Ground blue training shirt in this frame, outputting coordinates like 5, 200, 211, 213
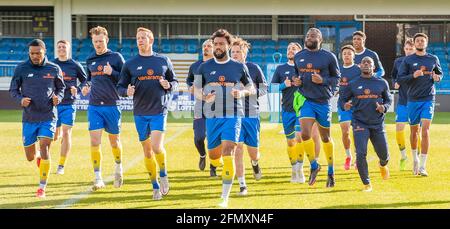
244, 62, 267, 117
9, 57, 66, 122
294, 48, 341, 104
52, 58, 87, 105
397, 53, 443, 102
339, 75, 392, 127
117, 53, 178, 116
195, 58, 253, 118
391, 56, 408, 105
86, 49, 125, 106
338, 63, 361, 104
271, 63, 299, 112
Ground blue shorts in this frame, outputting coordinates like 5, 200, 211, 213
338, 107, 352, 123
88, 105, 121, 134
238, 117, 260, 147
56, 104, 76, 127
134, 114, 167, 142
407, 101, 434, 126
206, 117, 241, 150
395, 104, 408, 123
281, 111, 300, 139
193, 117, 206, 141
22, 120, 57, 147
299, 100, 332, 128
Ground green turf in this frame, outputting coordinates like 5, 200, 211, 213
0, 112, 449, 209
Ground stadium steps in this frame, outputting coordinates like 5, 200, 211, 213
163, 53, 198, 91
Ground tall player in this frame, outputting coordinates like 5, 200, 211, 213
398, 33, 443, 176
352, 31, 385, 78
340, 56, 392, 192
81, 26, 125, 190
337, 45, 361, 170
294, 28, 340, 188
52, 40, 87, 175
194, 29, 254, 208
230, 37, 267, 195
9, 39, 65, 197
186, 39, 215, 173
118, 27, 177, 200
271, 42, 321, 183
391, 38, 416, 171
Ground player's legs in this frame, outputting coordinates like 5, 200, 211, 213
220, 140, 237, 207
340, 121, 352, 170
108, 133, 123, 188
243, 118, 262, 181
150, 130, 169, 195
317, 124, 335, 188
35, 120, 55, 198
369, 126, 390, 180
56, 125, 72, 174
54, 127, 61, 141
89, 129, 105, 190
37, 137, 52, 197
141, 139, 161, 200
407, 101, 423, 175
353, 124, 371, 189
418, 119, 431, 176
300, 117, 321, 185
312, 123, 321, 159
206, 118, 224, 177
395, 104, 409, 170
23, 122, 40, 163
282, 111, 304, 183
193, 118, 207, 170
218, 118, 241, 208
234, 142, 247, 195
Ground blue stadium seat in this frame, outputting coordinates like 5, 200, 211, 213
264, 40, 277, 49
264, 47, 276, 55
186, 39, 198, 53
252, 40, 264, 49
278, 40, 289, 49
161, 39, 173, 53
174, 39, 186, 53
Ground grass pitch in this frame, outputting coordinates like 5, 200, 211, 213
0, 110, 449, 209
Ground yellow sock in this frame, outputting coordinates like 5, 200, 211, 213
39, 159, 50, 189
287, 145, 298, 165
91, 146, 101, 172
112, 146, 122, 164
58, 156, 66, 167
144, 156, 158, 188
303, 138, 315, 163
295, 141, 305, 163
210, 157, 223, 167
222, 156, 235, 184
155, 149, 167, 177
396, 130, 406, 151
323, 140, 334, 166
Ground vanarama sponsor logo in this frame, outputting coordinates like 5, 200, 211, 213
298, 63, 321, 73
138, 69, 162, 81
43, 73, 55, 79
356, 88, 379, 99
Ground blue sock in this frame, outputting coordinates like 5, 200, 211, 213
159, 170, 167, 178
311, 160, 318, 170
328, 165, 334, 175
152, 181, 160, 190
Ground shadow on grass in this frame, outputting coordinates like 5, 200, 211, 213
320, 200, 450, 209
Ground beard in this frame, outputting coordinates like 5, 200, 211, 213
305, 40, 319, 50
213, 50, 227, 59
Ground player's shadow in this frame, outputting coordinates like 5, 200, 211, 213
320, 200, 450, 209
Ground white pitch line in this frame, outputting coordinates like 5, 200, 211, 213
55, 127, 188, 209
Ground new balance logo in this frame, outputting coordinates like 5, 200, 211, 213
413, 63, 418, 66
137, 66, 143, 70
300, 59, 305, 62
27, 73, 33, 77
285, 71, 290, 74
358, 86, 363, 89
91, 62, 96, 65
210, 71, 216, 75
